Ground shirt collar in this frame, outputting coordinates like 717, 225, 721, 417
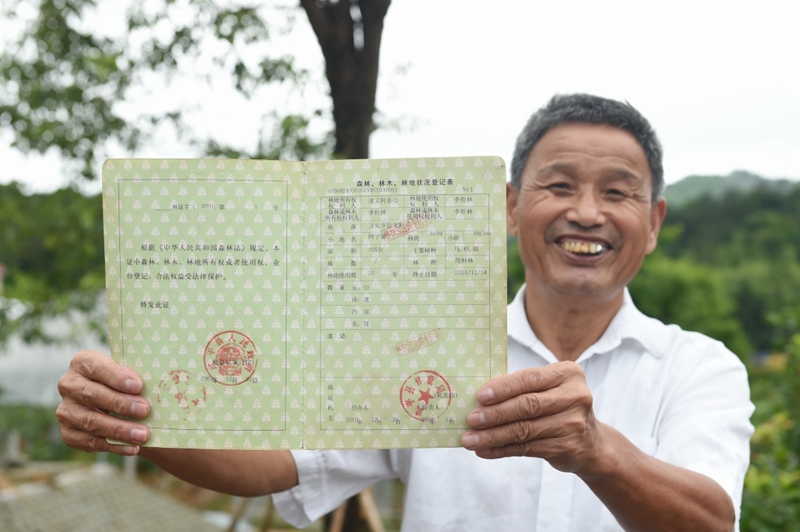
507, 285, 668, 363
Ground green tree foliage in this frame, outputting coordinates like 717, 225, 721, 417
0, 0, 391, 183
0, 404, 90, 461
661, 185, 800, 265
0, 182, 105, 343
628, 252, 752, 358
1, 0, 140, 180
660, 184, 800, 352
663, 170, 797, 209
506, 237, 524, 302
741, 320, 800, 531
721, 260, 800, 354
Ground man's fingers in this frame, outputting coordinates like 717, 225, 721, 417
464, 362, 602, 473
473, 440, 552, 460
56, 351, 150, 456
57, 402, 150, 446
68, 350, 143, 395
58, 374, 150, 419
462, 415, 571, 451
467, 385, 584, 428
61, 426, 141, 456
86, 379, 148, 418
475, 361, 583, 405
58, 353, 149, 419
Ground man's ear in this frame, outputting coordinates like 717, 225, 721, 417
506, 183, 520, 237
646, 198, 667, 254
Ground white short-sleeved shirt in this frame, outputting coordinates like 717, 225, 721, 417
273, 286, 755, 531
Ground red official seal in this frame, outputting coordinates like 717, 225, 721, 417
156, 370, 207, 419
381, 216, 431, 242
394, 328, 442, 355
400, 370, 453, 421
204, 330, 257, 386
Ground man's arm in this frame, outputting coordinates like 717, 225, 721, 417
460, 362, 735, 532
56, 350, 298, 497
139, 448, 297, 497
578, 424, 734, 532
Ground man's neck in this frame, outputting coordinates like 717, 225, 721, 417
523, 280, 625, 362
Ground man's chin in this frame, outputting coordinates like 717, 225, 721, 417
545, 277, 622, 300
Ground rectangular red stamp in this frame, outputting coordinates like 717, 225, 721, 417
394, 328, 443, 355
381, 216, 432, 242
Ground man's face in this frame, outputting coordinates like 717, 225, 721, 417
507, 123, 667, 301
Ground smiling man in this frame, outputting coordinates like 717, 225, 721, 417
56, 94, 754, 531
457, 94, 753, 531
507, 119, 667, 360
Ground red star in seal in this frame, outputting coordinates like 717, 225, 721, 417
418, 388, 434, 405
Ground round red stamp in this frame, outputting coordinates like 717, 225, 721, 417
203, 330, 258, 386
156, 370, 207, 419
400, 370, 453, 422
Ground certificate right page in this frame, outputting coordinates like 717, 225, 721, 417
305, 156, 508, 449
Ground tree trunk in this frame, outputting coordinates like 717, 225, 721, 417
301, 0, 391, 159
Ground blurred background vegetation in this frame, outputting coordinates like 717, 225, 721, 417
1, 0, 799, 530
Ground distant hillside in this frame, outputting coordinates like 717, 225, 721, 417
664, 170, 799, 208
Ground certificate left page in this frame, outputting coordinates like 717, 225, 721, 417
103, 159, 304, 449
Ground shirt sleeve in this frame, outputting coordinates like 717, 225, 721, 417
653, 338, 755, 526
272, 449, 398, 528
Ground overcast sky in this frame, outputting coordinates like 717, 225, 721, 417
2, 0, 799, 194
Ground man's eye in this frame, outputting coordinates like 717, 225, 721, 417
548, 183, 570, 190
606, 189, 626, 197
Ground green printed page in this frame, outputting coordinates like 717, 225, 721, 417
103, 157, 508, 450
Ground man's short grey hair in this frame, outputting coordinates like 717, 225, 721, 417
509, 93, 664, 203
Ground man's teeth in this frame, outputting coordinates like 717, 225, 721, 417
562, 241, 604, 255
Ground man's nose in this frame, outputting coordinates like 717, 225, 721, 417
564, 190, 606, 227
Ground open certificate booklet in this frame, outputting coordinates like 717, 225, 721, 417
102, 157, 508, 450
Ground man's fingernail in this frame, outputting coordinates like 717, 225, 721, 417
124, 379, 138, 393
477, 388, 495, 402
467, 411, 486, 427
130, 402, 146, 416
130, 428, 147, 442
121, 446, 139, 455
461, 433, 480, 449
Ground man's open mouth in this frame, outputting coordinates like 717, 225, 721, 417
559, 239, 607, 256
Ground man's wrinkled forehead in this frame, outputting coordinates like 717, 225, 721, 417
523, 123, 652, 179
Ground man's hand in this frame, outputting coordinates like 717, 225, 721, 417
55, 350, 299, 496
56, 350, 151, 456
461, 361, 737, 531
461, 361, 609, 475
